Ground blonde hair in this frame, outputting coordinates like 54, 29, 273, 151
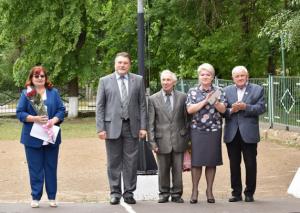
197, 63, 215, 77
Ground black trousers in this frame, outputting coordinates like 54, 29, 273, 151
226, 129, 257, 197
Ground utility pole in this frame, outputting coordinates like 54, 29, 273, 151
137, 0, 145, 79
136, 0, 158, 176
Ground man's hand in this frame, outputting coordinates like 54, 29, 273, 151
231, 101, 247, 113
139, 130, 147, 139
98, 131, 107, 140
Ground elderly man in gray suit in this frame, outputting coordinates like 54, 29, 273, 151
96, 52, 147, 205
148, 70, 189, 203
223, 66, 265, 203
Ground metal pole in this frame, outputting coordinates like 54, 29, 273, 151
280, 33, 289, 130
280, 34, 286, 77
137, 0, 145, 78
137, 0, 158, 175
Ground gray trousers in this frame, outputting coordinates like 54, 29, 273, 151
105, 121, 138, 198
157, 151, 184, 198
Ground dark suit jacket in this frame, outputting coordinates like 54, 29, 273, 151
148, 90, 189, 154
223, 83, 266, 144
16, 88, 65, 148
96, 72, 147, 139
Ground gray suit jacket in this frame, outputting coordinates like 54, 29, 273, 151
148, 90, 189, 154
223, 83, 266, 144
96, 72, 147, 139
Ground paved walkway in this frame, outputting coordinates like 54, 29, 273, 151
1, 198, 300, 213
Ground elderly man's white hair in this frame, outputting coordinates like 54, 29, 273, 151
160, 70, 177, 82
197, 63, 215, 77
232, 66, 249, 76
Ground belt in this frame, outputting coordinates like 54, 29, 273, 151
122, 118, 130, 122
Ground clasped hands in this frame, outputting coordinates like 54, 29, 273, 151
34, 115, 54, 128
231, 101, 247, 113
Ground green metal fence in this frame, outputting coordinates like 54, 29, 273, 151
1, 76, 300, 129
176, 76, 300, 129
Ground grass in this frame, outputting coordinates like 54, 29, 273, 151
0, 117, 97, 141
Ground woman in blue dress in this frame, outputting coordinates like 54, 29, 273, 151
186, 63, 226, 204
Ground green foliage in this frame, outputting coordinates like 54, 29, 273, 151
0, 0, 299, 94
0, 0, 106, 88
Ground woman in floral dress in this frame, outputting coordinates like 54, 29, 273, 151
186, 63, 226, 204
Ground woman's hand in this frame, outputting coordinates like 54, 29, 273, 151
34, 115, 48, 124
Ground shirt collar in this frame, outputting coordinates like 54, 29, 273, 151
115, 72, 129, 80
199, 84, 213, 92
162, 90, 173, 96
235, 82, 248, 90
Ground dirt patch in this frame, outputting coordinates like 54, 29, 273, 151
0, 136, 299, 202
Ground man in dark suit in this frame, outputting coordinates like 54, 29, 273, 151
148, 70, 189, 203
223, 66, 266, 202
96, 52, 147, 205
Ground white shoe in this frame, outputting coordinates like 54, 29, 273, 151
49, 200, 58, 207
31, 200, 39, 208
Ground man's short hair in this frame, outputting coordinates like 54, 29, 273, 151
115, 52, 131, 63
160, 70, 177, 82
232, 66, 248, 76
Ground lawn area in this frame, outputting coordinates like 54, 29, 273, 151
0, 117, 97, 140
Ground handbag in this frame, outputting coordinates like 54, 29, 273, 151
183, 150, 191, 172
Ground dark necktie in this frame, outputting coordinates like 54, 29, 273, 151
165, 93, 172, 112
120, 76, 129, 119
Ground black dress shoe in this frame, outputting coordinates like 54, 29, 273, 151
171, 197, 184, 203
110, 197, 120, 205
244, 195, 254, 202
228, 196, 242, 202
158, 197, 169, 203
206, 190, 215, 203
207, 198, 215, 203
190, 190, 198, 204
190, 199, 198, 204
124, 197, 136, 204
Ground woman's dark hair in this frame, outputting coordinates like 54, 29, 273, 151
25, 66, 53, 89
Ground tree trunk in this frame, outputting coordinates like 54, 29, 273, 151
267, 46, 276, 75
239, 0, 252, 66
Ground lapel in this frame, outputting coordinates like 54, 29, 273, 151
110, 73, 122, 102
128, 73, 134, 102
230, 86, 238, 103
242, 83, 251, 103
158, 90, 172, 121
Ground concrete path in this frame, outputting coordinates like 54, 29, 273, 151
1, 197, 300, 213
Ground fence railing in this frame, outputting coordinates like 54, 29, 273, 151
1, 75, 300, 129
176, 76, 300, 129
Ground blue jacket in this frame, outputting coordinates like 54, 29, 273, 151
223, 83, 266, 144
16, 88, 65, 148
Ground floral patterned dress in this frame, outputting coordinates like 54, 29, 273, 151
186, 85, 226, 166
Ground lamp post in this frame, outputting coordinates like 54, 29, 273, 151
137, 0, 157, 175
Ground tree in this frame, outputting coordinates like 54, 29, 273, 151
0, 0, 106, 92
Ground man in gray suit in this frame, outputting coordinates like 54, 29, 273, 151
223, 66, 265, 203
96, 52, 147, 205
148, 70, 189, 203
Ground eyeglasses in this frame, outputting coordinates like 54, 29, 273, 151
33, 75, 45, 79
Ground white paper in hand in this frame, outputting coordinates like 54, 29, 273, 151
30, 123, 60, 144
207, 89, 222, 105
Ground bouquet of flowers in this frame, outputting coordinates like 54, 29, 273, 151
26, 86, 54, 143
26, 86, 48, 116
